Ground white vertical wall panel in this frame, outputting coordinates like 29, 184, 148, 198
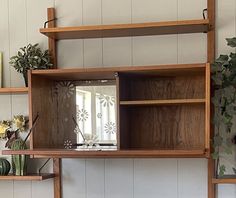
132, 0, 178, 66
0, 0, 11, 87
216, 0, 236, 56
178, 159, 208, 198
102, 0, 132, 67
83, 0, 102, 67
132, 0, 177, 22
177, 0, 207, 64
177, 0, 207, 20
86, 159, 105, 198
26, 0, 54, 49
105, 159, 133, 198
8, 0, 27, 87
32, 180, 54, 198
132, 35, 178, 65
14, 181, 31, 198
0, 181, 13, 198
11, 94, 28, 116
62, 159, 86, 198
55, 0, 84, 68
134, 159, 178, 198
218, 185, 236, 198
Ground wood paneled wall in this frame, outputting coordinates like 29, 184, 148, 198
0, 0, 235, 197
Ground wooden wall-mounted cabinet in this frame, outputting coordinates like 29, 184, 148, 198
9, 62, 210, 158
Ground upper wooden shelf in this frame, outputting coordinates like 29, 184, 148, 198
1, 149, 206, 158
120, 99, 205, 106
212, 176, 236, 184
0, 173, 55, 181
40, 19, 210, 40
0, 87, 28, 94
31, 63, 206, 80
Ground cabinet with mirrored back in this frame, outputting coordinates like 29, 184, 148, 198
7, 63, 208, 158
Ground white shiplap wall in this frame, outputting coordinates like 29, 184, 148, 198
0, 0, 235, 197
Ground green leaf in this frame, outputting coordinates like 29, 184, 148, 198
226, 37, 236, 48
213, 135, 223, 147
212, 151, 219, 160
219, 165, 226, 177
224, 146, 232, 155
212, 73, 223, 85
216, 54, 229, 63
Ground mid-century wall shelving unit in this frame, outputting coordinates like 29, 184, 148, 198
0, 1, 226, 198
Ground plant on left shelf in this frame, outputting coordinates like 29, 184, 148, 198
0, 115, 28, 175
9, 43, 53, 86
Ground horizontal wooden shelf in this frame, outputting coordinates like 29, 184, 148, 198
0, 173, 55, 181
1, 149, 207, 158
0, 87, 28, 94
212, 176, 236, 184
31, 63, 207, 80
40, 19, 210, 40
120, 99, 205, 106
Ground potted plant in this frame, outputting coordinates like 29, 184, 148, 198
9, 43, 53, 86
0, 115, 28, 175
211, 37, 236, 176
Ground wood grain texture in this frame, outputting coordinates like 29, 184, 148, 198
119, 75, 205, 100
212, 176, 236, 184
1, 149, 206, 158
120, 99, 205, 106
40, 19, 210, 39
47, 8, 57, 68
205, 63, 211, 156
29, 73, 58, 149
0, 87, 28, 94
207, 1, 216, 198
0, 174, 55, 181
31, 63, 206, 80
53, 159, 61, 198
120, 105, 205, 150
30, 73, 76, 149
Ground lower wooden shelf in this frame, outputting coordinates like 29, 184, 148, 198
120, 99, 205, 106
2, 149, 207, 158
0, 87, 28, 94
0, 173, 55, 181
212, 175, 236, 184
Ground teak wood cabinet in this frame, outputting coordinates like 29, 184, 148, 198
23, 63, 210, 158
1, 0, 217, 197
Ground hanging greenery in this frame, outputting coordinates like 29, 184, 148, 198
211, 37, 236, 176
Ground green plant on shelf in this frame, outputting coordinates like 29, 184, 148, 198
9, 43, 53, 86
211, 37, 236, 177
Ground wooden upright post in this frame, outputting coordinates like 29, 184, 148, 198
47, 7, 61, 198
53, 159, 62, 198
47, 8, 57, 68
207, 0, 215, 198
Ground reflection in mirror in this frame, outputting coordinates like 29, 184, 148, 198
74, 80, 117, 150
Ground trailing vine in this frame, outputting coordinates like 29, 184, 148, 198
211, 37, 236, 176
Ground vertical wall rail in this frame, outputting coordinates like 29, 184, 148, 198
47, 7, 61, 198
207, 0, 215, 198
53, 159, 62, 198
47, 8, 57, 68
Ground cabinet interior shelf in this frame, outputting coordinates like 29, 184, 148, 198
120, 99, 205, 106
40, 19, 210, 40
2, 149, 206, 158
212, 176, 236, 184
0, 87, 28, 94
0, 173, 55, 181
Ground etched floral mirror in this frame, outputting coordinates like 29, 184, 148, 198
55, 80, 117, 150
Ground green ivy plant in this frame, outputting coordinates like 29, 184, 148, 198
211, 37, 236, 177
9, 43, 53, 86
